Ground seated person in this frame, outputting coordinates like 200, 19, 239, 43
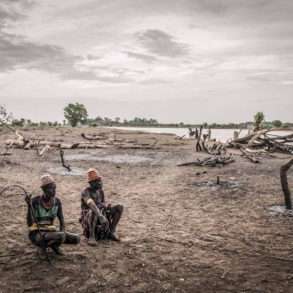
80, 168, 123, 245
26, 174, 80, 255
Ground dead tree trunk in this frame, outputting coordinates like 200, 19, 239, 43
195, 126, 203, 152
59, 148, 71, 172
280, 158, 293, 209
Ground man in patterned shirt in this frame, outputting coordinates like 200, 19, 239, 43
80, 168, 123, 245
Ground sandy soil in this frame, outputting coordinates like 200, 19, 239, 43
0, 127, 293, 293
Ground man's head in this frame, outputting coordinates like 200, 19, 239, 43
87, 168, 102, 190
40, 174, 56, 201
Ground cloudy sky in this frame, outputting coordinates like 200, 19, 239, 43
0, 0, 292, 123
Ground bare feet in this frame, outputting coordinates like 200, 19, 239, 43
108, 232, 120, 242
51, 245, 64, 255
87, 237, 97, 246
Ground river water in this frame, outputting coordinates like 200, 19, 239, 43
111, 127, 249, 142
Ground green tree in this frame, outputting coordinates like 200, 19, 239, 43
64, 103, 88, 127
272, 120, 282, 128
254, 112, 265, 131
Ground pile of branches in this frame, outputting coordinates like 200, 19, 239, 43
4, 130, 161, 155
192, 126, 226, 155
178, 155, 235, 167
227, 128, 293, 155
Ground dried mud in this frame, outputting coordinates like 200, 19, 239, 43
0, 127, 293, 293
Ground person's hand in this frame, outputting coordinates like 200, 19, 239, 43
25, 193, 32, 205
99, 215, 109, 232
98, 215, 107, 224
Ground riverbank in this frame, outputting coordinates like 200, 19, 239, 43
0, 127, 293, 293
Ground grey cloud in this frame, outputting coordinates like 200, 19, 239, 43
137, 29, 188, 58
94, 75, 134, 83
123, 50, 157, 63
0, 31, 132, 83
0, 2, 131, 84
86, 54, 102, 61
0, 32, 76, 72
139, 78, 170, 85
0, 0, 34, 24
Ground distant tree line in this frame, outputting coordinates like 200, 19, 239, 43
1, 104, 293, 130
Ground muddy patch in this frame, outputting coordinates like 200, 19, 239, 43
48, 167, 85, 176
65, 153, 153, 164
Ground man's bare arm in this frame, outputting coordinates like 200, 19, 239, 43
57, 200, 65, 231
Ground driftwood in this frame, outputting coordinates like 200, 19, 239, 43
37, 144, 51, 157
175, 135, 186, 140
195, 126, 203, 152
178, 155, 235, 167
280, 158, 293, 209
81, 133, 108, 141
5, 131, 30, 148
0, 152, 12, 156
228, 128, 293, 155
240, 148, 260, 164
193, 126, 226, 155
117, 144, 160, 150
5, 133, 160, 150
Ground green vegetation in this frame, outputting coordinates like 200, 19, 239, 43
272, 120, 282, 128
64, 103, 88, 127
1, 104, 293, 129
254, 112, 265, 131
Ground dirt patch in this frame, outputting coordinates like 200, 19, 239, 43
1, 127, 293, 292
65, 153, 153, 164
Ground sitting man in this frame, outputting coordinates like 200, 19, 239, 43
80, 168, 123, 245
26, 174, 80, 255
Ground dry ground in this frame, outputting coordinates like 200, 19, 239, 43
0, 127, 293, 293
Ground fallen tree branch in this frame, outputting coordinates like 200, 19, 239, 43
178, 155, 234, 167
81, 133, 108, 141
240, 148, 260, 163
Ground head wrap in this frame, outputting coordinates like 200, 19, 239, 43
87, 168, 101, 182
40, 174, 55, 187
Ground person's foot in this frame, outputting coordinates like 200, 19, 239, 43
37, 246, 48, 258
108, 232, 120, 242
51, 245, 64, 255
87, 237, 97, 246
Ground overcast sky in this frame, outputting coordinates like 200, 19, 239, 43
0, 0, 292, 123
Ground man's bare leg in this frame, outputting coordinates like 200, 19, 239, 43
88, 211, 98, 246
44, 232, 66, 255
108, 205, 123, 241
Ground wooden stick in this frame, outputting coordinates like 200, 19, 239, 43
59, 148, 71, 171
